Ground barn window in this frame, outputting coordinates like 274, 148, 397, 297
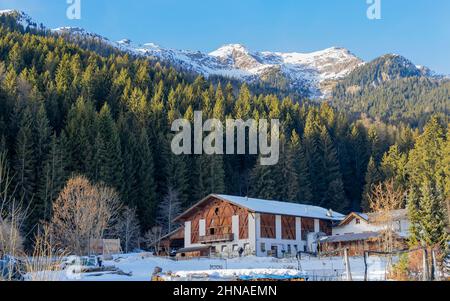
301, 218, 314, 240
281, 216, 296, 240
260, 214, 276, 239
214, 207, 220, 216
260, 243, 266, 253
356, 218, 361, 224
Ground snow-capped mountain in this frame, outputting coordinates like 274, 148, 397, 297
120, 42, 363, 97
111, 41, 362, 97
1, 9, 442, 98
0, 9, 40, 29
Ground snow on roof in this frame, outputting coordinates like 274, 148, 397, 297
214, 194, 345, 221
320, 232, 381, 243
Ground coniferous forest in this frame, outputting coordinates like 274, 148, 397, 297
0, 13, 448, 252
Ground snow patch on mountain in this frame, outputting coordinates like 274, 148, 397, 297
0, 9, 39, 29
3, 9, 444, 97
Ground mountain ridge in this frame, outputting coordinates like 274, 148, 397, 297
1, 9, 444, 99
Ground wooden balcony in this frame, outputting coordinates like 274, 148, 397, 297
198, 233, 234, 244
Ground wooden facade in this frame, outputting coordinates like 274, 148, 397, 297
320, 239, 383, 257
260, 214, 276, 238
281, 216, 296, 240
301, 218, 315, 240
174, 194, 344, 257
319, 235, 408, 257
319, 220, 332, 236
182, 196, 250, 243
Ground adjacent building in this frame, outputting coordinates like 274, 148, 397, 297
319, 210, 410, 256
173, 194, 345, 258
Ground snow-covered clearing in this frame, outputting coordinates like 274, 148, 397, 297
42, 253, 392, 281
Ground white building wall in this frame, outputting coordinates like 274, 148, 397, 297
295, 217, 306, 252
332, 217, 410, 237
199, 219, 206, 237
232, 215, 239, 241
184, 221, 192, 247
183, 213, 334, 258
332, 219, 380, 236
314, 219, 320, 233
255, 213, 262, 256
248, 213, 256, 255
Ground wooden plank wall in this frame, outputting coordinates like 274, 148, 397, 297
186, 197, 249, 242
301, 217, 315, 240
260, 214, 276, 238
281, 216, 296, 240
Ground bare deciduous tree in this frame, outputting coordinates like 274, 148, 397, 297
143, 226, 163, 254
369, 180, 405, 270
157, 187, 181, 235
114, 206, 141, 253
24, 224, 67, 281
0, 151, 26, 259
50, 176, 121, 255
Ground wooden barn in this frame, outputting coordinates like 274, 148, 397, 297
154, 227, 185, 256
173, 194, 345, 258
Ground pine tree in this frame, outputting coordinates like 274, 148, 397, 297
368, 127, 384, 163
348, 124, 370, 210
291, 131, 313, 204
37, 133, 67, 221
13, 103, 35, 206
410, 180, 449, 249
250, 157, 277, 200
95, 103, 124, 192
165, 135, 190, 207
29, 101, 52, 226
362, 157, 382, 211
276, 135, 299, 202
64, 97, 97, 176
380, 145, 408, 190
406, 117, 448, 249
134, 127, 157, 231
234, 83, 251, 119
320, 126, 347, 211
303, 110, 322, 205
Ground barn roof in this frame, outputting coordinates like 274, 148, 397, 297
320, 232, 381, 243
337, 209, 408, 227
174, 194, 345, 222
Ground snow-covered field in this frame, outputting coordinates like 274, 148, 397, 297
44, 253, 392, 281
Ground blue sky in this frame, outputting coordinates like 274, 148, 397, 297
2, 0, 450, 74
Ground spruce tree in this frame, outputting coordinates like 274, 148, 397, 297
38, 133, 67, 221
291, 131, 313, 204
250, 157, 277, 200
320, 126, 347, 211
362, 156, 382, 211
13, 103, 35, 206
95, 103, 124, 192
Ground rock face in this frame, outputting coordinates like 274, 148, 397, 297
127, 43, 364, 97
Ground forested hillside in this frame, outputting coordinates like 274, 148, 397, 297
332, 55, 450, 127
0, 14, 448, 243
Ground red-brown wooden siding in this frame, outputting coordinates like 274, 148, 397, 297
301, 217, 314, 240
281, 216, 296, 240
184, 196, 249, 242
260, 214, 276, 238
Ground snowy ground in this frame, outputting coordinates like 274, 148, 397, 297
42, 253, 392, 281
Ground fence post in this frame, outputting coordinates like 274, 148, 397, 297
344, 248, 352, 281
422, 248, 429, 281
363, 251, 368, 281
431, 249, 439, 281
